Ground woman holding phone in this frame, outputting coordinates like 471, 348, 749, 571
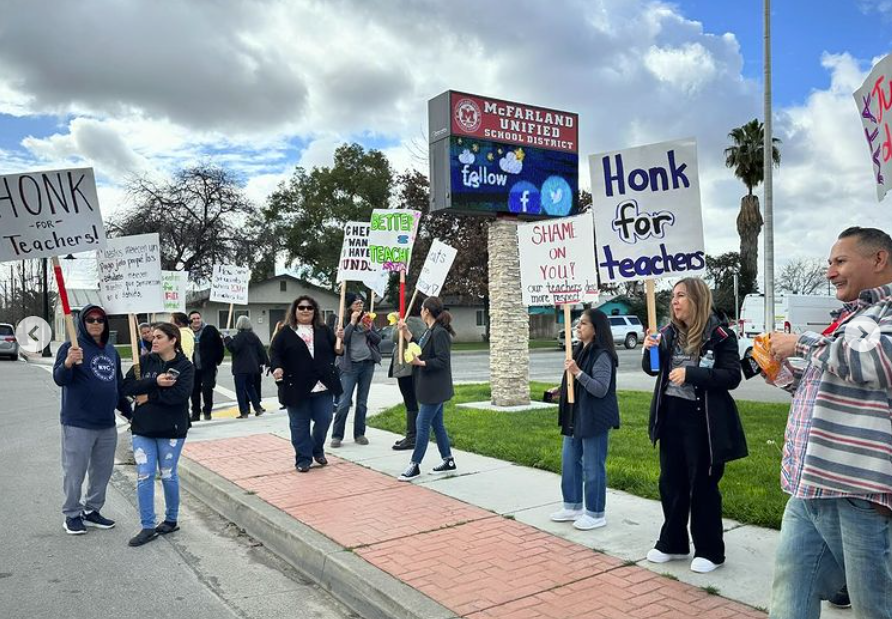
122, 323, 195, 547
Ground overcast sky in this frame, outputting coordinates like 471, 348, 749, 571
1, 0, 891, 287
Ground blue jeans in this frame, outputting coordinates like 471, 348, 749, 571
287, 392, 333, 468
234, 373, 261, 414
332, 360, 375, 440
561, 433, 609, 518
132, 435, 185, 530
770, 497, 892, 619
411, 402, 452, 465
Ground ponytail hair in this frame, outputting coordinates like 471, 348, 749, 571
153, 322, 183, 354
422, 296, 455, 336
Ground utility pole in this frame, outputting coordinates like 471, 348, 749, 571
763, 0, 775, 332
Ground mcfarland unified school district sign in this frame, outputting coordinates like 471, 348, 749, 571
428, 91, 579, 219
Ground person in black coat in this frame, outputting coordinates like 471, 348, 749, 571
122, 323, 195, 547
270, 296, 343, 473
395, 296, 457, 481
224, 315, 270, 418
188, 310, 225, 421
641, 277, 747, 574
551, 309, 620, 531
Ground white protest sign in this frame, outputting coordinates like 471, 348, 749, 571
416, 239, 457, 297
0, 167, 106, 262
589, 138, 705, 284
854, 52, 892, 202
97, 233, 164, 314
210, 264, 250, 305
363, 268, 389, 299
518, 212, 599, 306
337, 221, 376, 283
368, 209, 422, 273
162, 270, 188, 313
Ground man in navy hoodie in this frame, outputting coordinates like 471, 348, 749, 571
53, 304, 131, 535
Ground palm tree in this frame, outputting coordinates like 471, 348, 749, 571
724, 119, 781, 296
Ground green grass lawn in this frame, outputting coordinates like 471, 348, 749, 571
367, 382, 791, 529
452, 339, 557, 351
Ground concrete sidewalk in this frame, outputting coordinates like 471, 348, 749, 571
174, 385, 846, 619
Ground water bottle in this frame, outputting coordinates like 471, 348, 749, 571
700, 350, 715, 369
649, 334, 660, 372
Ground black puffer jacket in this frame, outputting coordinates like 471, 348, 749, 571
123, 352, 194, 439
642, 315, 748, 465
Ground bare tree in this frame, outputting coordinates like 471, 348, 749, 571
777, 258, 827, 295
110, 165, 262, 283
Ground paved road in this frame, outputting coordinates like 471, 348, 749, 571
212, 346, 791, 405
0, 360, 359, 619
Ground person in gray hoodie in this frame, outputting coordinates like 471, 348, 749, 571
53, 304, 131, 535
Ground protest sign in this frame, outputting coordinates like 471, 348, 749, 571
97, 233, 164, 315
368, 209, 421, 273
416, 240, 457, 297
0, 167, 106, 262
162, 270, 188, 313
589, 138, 705, 284
854, 52, 892, 201
363, 268, 389, 299
337, 221, 376, 283
518, 212, 599, 307
210, 264, 250, 305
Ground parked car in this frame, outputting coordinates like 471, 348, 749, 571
608, 315, 645, 349
379, 325, 395, 357
0, 323, 19, 360
557, 314, 644, 350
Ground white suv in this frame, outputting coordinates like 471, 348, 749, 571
557, 314, 645, 350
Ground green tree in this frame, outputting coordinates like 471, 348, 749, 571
704, 252, 749, 320
724, 119, 781, 295
264, 143, 393, 289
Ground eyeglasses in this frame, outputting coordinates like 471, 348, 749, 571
296, 306, 314, 311
84, 317, 106, 324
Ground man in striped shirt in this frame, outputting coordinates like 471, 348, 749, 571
767, 227, 892, 619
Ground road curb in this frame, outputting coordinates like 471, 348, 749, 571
179, 457, 459, 619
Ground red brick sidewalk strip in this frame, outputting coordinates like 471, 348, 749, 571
183, 434, 766, 619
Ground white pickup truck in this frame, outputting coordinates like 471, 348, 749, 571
735, 293, 843, 359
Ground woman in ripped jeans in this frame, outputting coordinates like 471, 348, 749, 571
123, 322, 195, 547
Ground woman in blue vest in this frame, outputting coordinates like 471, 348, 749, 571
550, 308, 620, 531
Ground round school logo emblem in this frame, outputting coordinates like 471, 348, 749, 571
454, 98, 482, 133
91, 354, 116, 382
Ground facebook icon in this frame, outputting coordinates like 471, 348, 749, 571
508, 181, 540, 215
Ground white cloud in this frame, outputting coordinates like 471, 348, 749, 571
644, 43, 718, 93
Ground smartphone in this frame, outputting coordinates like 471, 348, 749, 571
166, 368, 180, 381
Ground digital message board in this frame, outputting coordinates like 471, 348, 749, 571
429, 91, 579, 218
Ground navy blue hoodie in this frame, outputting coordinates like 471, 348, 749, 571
53, 304, 131, 429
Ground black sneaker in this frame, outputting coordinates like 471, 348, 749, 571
314, 455, 328, 467
254, 406, 265, 416
64, 516, 86, 535
828, 584, 851, 609
431, 458, 457, 474
83, 510, 116, 529
155, 521, 179, 535
203, 413, 211, 421
398, 462, 421, 481
190, 413, 200, 422
296, 463, 310, 473
128, 528, 159, 547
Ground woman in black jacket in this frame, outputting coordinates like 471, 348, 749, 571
224, 315, 270, 418
641, 277, 746, 574
396, 296, 457, 481
270, 296, 342, 473
122, 323, 195, 547
551, 308, 619, 531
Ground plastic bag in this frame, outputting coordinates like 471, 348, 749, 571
752, 333, 794, 387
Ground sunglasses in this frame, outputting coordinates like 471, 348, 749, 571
296, 305, 314, 311
84, 317, 106, 324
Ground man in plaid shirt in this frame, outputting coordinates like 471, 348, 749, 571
768, 227, 892, 619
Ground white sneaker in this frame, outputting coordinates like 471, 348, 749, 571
646, 548, 689, 563
550, 508, 583, 522
573, 515, 607, 530
690, 557, 722, 573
